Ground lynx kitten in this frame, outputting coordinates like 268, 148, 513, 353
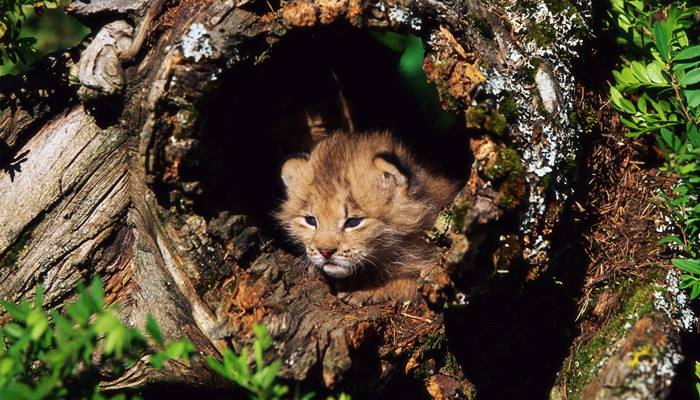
277, 131, 459, 305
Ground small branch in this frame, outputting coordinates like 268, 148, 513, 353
670, 72, 693, 123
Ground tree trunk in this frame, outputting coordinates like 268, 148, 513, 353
2, 0, 690, 398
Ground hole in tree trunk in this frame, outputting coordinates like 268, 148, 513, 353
189, 23, 470, 246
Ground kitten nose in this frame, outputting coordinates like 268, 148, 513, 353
318, 248, 336, 259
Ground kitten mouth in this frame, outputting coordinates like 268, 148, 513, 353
321, 262, 351, 278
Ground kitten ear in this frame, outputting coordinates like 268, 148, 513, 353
281, 157, 309, 188
373, 154, 408, 189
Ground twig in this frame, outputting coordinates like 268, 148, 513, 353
400, 313, 433, 324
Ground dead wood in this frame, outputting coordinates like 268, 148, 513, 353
4, 0, 680, 398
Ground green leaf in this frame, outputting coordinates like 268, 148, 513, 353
262, 360, 282, 388
145, 315, 163, 345
253, 324, 271, 351
654, 21, 670, 61
621, 67, 637, 85
27, 310, 49, 341
680, 162, 698, 175
612, 70, 626, 85
680, 68, 700, 86
165, 340, 194, 361
661, 128, 682, 152
686, 89, 700, 108
674, 59, 700, 72
69, 303, 92, 327
89, 276, 105, 310
93, 311, 121, 334
253, 339, 264, 372
206, 356, 232, 380
34, 284, 44, 310
631, 61, 649, 82
0, 386, 33, 400
300, 392, 316, 400
3, 323, 25, 340
674, 45, 700, 62
637, 95, 647, 113
103, 324, 128, 357
672, 258, 700, 275
229, 346, 250, 382
646, 61, 666, 83
650, 98, 671, 118
691, 282, 700, 299
149, 352, 166, 369
681, 277, 698, 290
659, 235, 686, 248
273, 383, 290, 397
1, 301, 28, 322
610, 86, 636, 113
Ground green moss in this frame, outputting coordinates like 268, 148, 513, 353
544, 0, 573, 15
484, 148, 525, 211
528, 20, 556, 48
562, 276, 666, 398
498, 191, 518, 211
1, 233, 30, 268
429, 210, 455, 245
423, 328, 447, 351
155, 204, 167, 224
579, 102, 597, 134
499, 91, 519, 122
413, 328, 448, 379
168, 191, 193, 212
561, 155, 579, 183
451, 199, 471, 233
488, 148, 523, 180
484, 147, 523, 182
466, 106, 507, 135
468, 14, 495, 40
530, 87, 548, 117
174, 106, 200, 140
568, 110, 578, 127
0, 215, 44, 268
465, 106, 486, 128
540, 173, 553, 190
486, 112, 507, 136
523, 60, 540, 84
493, 235, 522, 271
435, 80, 461, 111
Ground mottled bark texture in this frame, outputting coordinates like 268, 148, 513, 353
2, 0, 684, 398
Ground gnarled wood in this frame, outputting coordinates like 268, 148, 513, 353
3, 0, 689, 398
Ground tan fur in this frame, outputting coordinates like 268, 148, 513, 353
277, 131, 460, 305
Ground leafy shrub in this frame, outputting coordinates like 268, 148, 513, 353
207, 324, 350, 400
607, 0, 700, 298
207, 324, 293, 400
0, 0, 47, 66
0, 276, 194, 400
0, 0, 89, 75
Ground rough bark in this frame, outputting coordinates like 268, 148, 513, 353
3, 0, 689, 398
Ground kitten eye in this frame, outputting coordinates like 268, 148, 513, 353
304, 216, 317, 227
343, 217, 364, 229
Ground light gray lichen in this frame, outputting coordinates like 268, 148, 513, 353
181, 23, 214, 62
377, 0, 422, 30
481, 0, 591, 258
655, 269, 698, 332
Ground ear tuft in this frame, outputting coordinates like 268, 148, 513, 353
281, 157, 309, 188
372, 154, 408, 189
